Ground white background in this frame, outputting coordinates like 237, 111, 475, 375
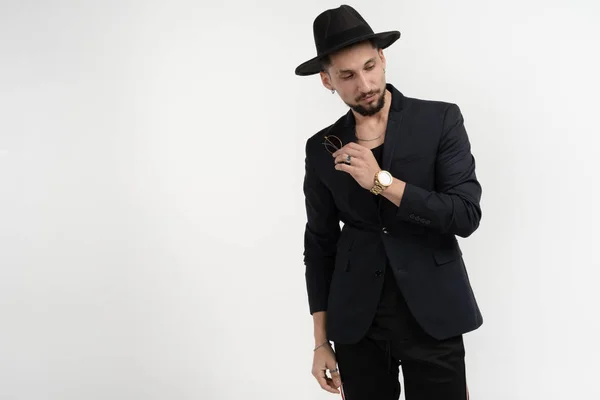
1, 0, 599, 399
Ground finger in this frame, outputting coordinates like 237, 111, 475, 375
332, 144, 364, 158
330, 369, 342, 388
334, 162, 357, 173
344, 142, 370, 155
314, 371, 339, 394
345, 141, 368, 151
333, 153, 349, 164
325, 377, 340, 393
334, 154, 362, 165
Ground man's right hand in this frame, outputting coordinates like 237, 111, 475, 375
311, 343, 342, 394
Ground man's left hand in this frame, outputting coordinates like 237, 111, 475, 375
332, 142, 380, 191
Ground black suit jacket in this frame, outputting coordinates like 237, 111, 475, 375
302, 83, 483, 344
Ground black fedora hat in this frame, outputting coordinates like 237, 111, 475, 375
295, 5, 400, 76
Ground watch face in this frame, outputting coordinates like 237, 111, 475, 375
378, 171, 393, 186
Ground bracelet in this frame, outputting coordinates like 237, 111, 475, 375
313, 340, 330, 351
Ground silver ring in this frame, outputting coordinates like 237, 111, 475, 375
329, 367, 338, 373
345, 155, 351, 164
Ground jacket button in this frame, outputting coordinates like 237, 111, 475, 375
382, 227, 388, 234
375, 270, 383, 277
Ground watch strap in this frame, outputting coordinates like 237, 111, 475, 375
370, 172, 385, 195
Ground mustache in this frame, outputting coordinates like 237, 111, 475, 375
357, 91, 379, 101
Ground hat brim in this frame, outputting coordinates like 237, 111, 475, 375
294, 30, 401, 76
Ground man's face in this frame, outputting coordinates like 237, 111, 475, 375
321, 41, 387, 116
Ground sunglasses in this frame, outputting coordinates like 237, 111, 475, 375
322, 135, 343, 154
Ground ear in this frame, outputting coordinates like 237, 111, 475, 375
320, 71, 333, 91
378, 49, 386, 70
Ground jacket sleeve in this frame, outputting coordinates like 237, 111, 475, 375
303, 141, 340, 314
395, 104, 482, 237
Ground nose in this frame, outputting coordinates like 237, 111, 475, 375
356, 72, 371, 94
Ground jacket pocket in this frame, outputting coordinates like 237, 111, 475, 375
433, 245, 462, 266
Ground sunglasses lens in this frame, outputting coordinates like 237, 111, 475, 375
323, 135, 341, 154
324, 142, 337, 154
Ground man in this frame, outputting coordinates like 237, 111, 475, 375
296, 5, 483, 400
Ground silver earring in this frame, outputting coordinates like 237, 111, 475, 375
331, 89, 335, 94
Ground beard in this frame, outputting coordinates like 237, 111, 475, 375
346, 89, 386, 116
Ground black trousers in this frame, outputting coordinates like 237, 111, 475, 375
333, 266, 468, 400
334, 333, 467, 400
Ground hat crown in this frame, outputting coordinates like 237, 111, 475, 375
294, 5, 400, 76
312, 5, 374, 53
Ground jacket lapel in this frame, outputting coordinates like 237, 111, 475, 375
381, 113, 402, 171
379, 85, 408, 212
382, 84, 407, 172
333, 107, 357, 148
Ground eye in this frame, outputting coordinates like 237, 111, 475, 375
366, 64, 375, 70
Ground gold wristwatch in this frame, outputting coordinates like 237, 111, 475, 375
370, 170, 393, 195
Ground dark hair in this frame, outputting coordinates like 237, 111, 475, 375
319, 38, 380, 72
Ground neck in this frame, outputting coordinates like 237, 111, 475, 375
353, 89, 392, 126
